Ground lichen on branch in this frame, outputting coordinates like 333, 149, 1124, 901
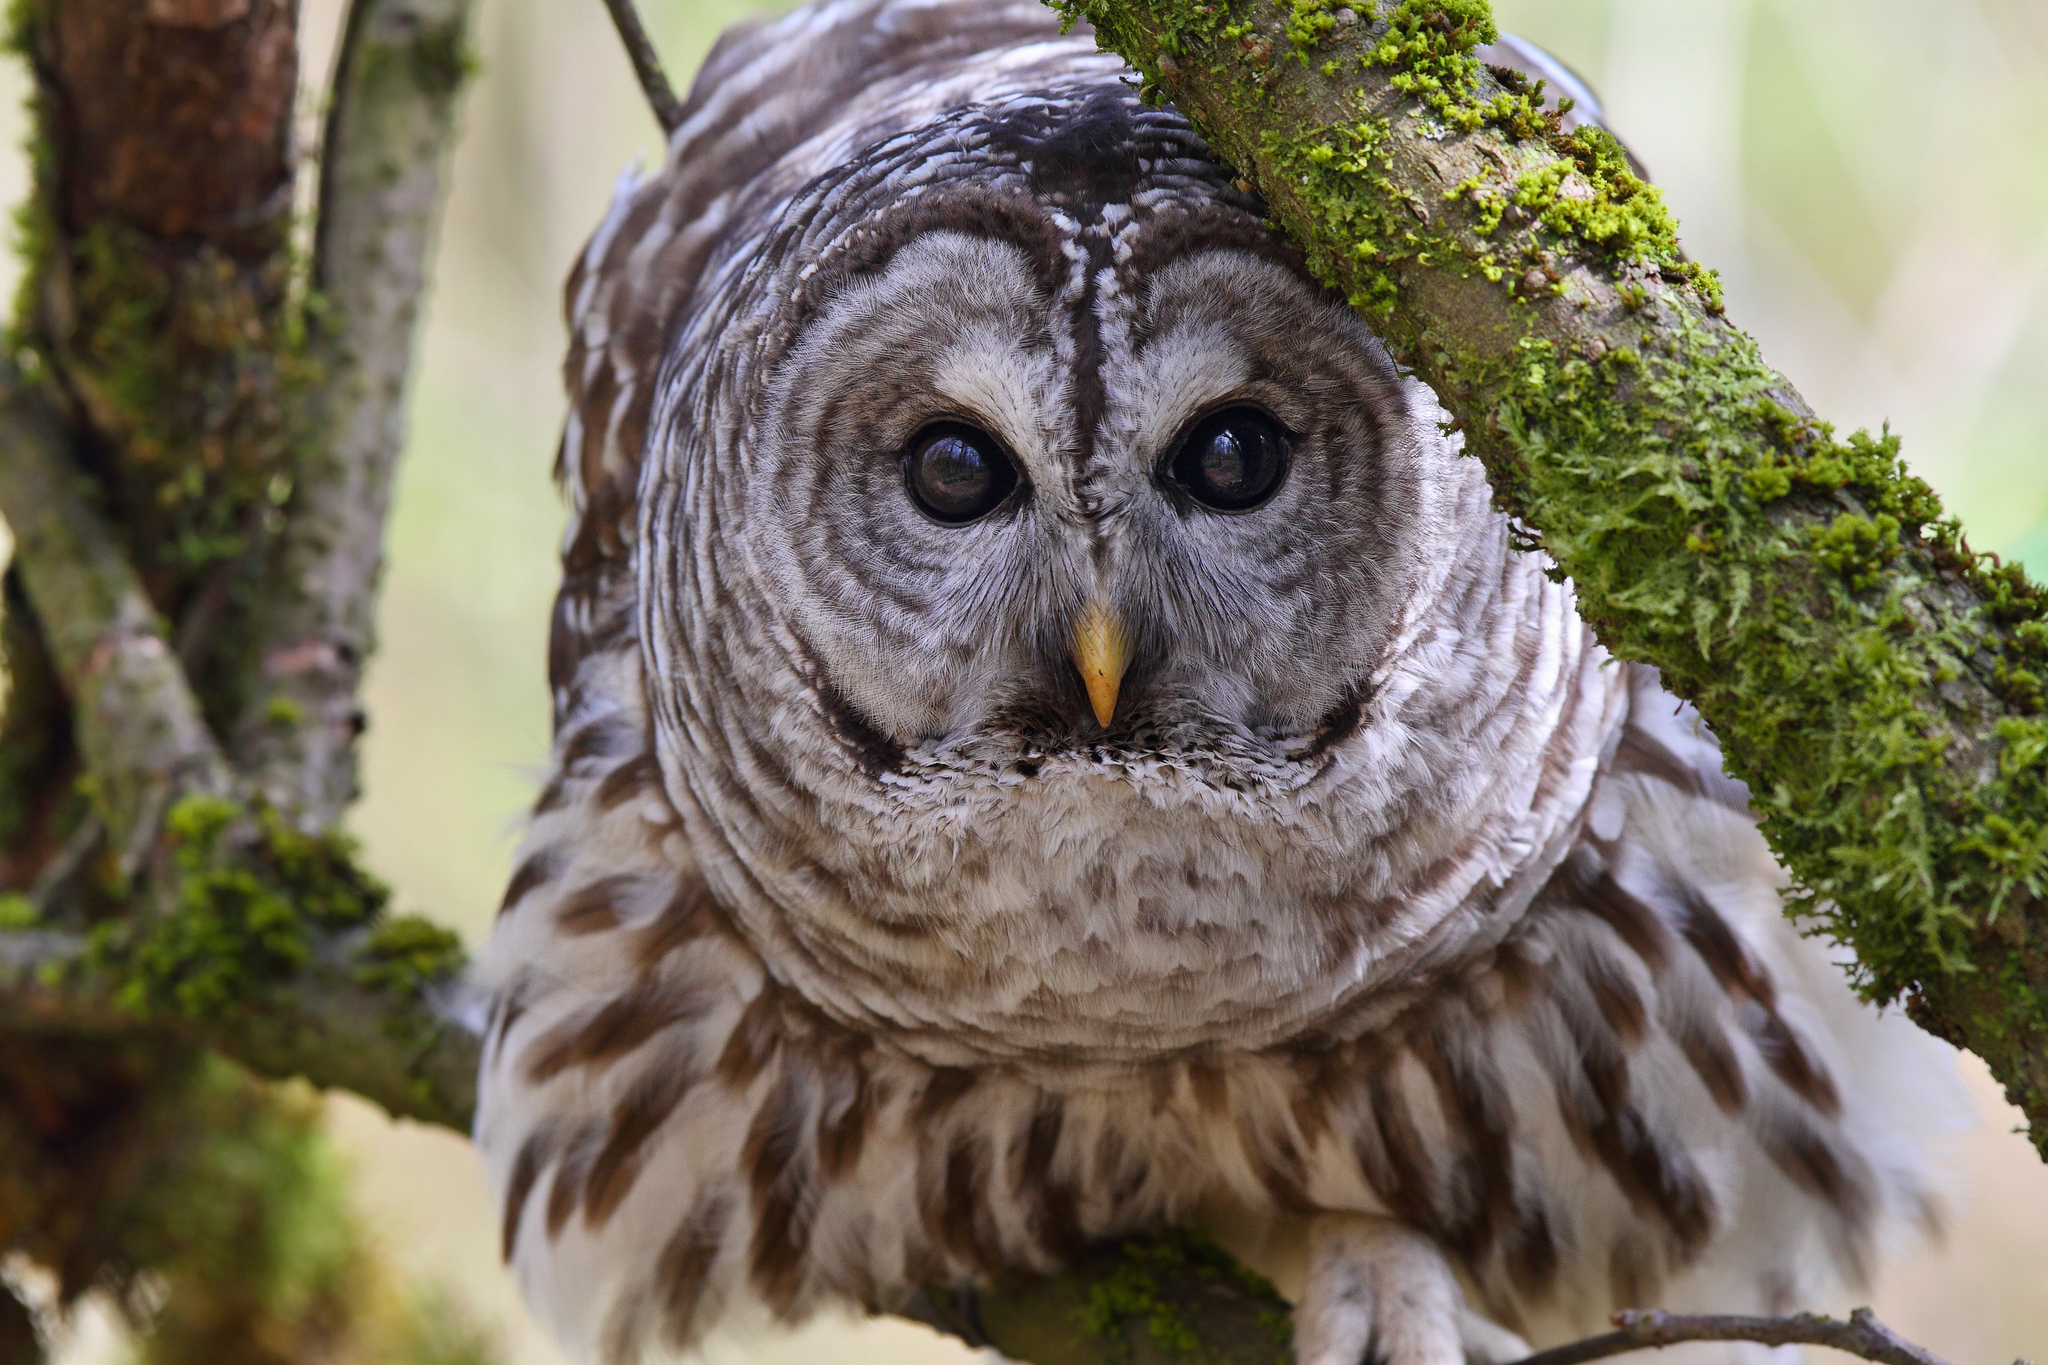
234, 0, 480, 833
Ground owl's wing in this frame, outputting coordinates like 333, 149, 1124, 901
1475, 663, 1964, 1339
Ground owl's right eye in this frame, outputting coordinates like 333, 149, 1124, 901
901, 422, 1020, 524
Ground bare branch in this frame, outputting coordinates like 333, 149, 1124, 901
599, 0, 685, 134
234, 0, 479, 831
1508, 1308, 1965, 1365
0, 366, 229, 877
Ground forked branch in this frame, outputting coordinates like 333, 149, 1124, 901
0, 0, 485, 1130
237, 0, 482, 831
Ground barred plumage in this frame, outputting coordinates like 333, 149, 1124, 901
474, 3, 1962, 1361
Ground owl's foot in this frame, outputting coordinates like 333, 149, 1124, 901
1295, 1216, 1530, 1365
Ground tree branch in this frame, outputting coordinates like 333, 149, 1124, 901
0, 0, 485, 1133
1054, 0, 2048, 1154
1509, 1307, 1987, 1365
0, 282, 479, 1129
0, 924, 478, 1130
599, 0, 684, 133
234, 0, 479, 831
0, 367, 228, 878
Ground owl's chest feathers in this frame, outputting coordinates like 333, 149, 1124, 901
676, 624, 1626, 1068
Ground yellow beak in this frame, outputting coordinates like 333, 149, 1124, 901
1071, 597, 1128, 728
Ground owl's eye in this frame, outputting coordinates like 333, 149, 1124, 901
901, 422, 1020, 524
1165, 406, 1291, 512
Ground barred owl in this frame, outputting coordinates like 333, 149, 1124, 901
473, 3, 1961, 1362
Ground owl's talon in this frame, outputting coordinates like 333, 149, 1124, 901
1296, 1217, 1504, 1365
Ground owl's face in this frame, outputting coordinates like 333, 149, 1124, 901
751, 228, 1429, 767
638, 91, 1608, 1061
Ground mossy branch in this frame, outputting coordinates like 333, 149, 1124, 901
909, 1233, 1295, 1365
0, 790, 480, 1129
0, 365, 229, 877
0, 928, 478, 1131
1049, 0, 2048, 1153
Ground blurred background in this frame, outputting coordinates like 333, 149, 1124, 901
6, 0, 2045, 1360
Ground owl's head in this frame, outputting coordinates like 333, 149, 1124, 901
631, 78, 1613, 1058
658, 91, 1467, 776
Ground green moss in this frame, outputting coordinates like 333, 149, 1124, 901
59, 221, 307, 582
354, 914, 465, 995
1474, 314, 2048, 1051
261, 806, 389, 928
1434, 123, 1706, 306
1810, 511, 1904, 592
1281, 0, 1336, 59
1129, 1, 1712, 332
1364, 0, 1494, 125
1509, 129, 1677, 264
1261, 108, 1407, 313
0, 891, 35, 928
1080, 1231, 1291, 1362
87, 794, 393, 1020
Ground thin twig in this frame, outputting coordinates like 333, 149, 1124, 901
600, 0, 685, 134
0, 364, 231, 875
1506, 1308, 1959, 1365
235, 0, 478, 832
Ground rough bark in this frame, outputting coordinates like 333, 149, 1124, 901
0, 0, 481, 1352
235, 0, 478, 830
14, 0, 303, 722
0, 920, 477, 1130
0, 372, 228, 878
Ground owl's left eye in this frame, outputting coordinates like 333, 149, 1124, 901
1164, 405, 1292, 513
901, 422, 1020, 524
